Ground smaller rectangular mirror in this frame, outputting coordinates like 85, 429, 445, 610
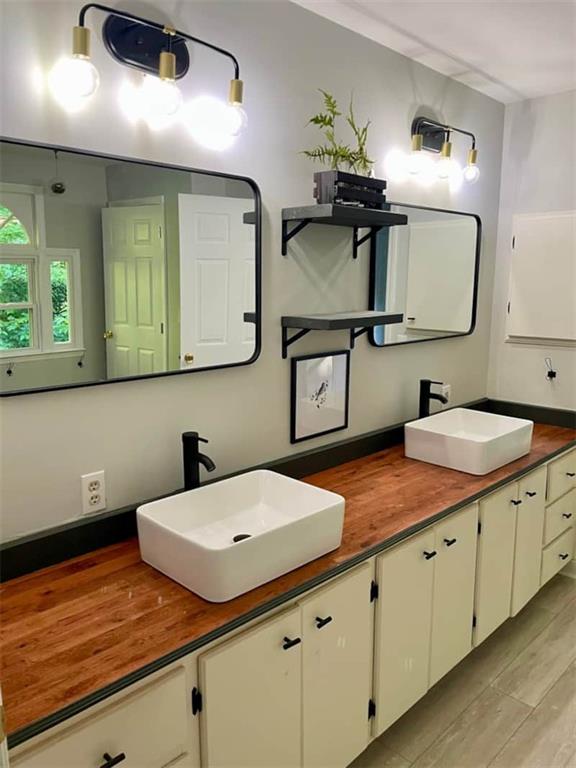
369, 203, 480, 347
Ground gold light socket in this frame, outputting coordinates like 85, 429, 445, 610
229, 78, 244, 105
72, 26, 90, 58
159, 51, 176, 81
440, 140, 452, 158
411, 134, 423, 152
467, 148, 478, 165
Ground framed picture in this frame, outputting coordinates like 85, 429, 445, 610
290, 350, 350, 443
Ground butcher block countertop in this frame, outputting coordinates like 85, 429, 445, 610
1, 423, 575, 745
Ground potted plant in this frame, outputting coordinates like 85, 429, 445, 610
303, 90, 386, 209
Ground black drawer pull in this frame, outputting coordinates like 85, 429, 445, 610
567, 472, 576, 477
315, 615, 333, 629
282, 636, 302, 650
423, 550, 437, 560
559, 553, 570, 560
562, 512, 573, 519
525, 491, 537, 498
511, 499, 523, 506
99, 753, 126, 768
443, 538, 457, 547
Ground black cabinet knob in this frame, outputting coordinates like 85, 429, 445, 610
525, 491, 537, 498
511, 499, 523, 506
443, 538, 457, 547
315, 615, 333, 629
423, 550, 437, 560
562, 512, 573, 519
282, 636, 302, 650
559, 553, 570, 560
566, 472, 575, 477
99, 753, 126, 768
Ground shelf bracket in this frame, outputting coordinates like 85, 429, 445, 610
352, 226, 382, 259
350, 327, 370, 349
282, 220, 310, 256
282, 327, 310, 359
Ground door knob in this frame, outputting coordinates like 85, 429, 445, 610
511, 499, 523, 506
103, 330, 114, 340
525, 491, 537, 498
566, 472, 576, 477
315, 615, 333, 629
559, 553, 570, 560
183, 353, 194, 364
562, 512, 573, 519
99, 753, 126, 768
423, 550, 437, 560
443, 538, 457, 547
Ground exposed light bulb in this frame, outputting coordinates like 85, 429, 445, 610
463, 149, 480, 183
227, 104, 248, 136
49, 26, 99, 112
119, 74, 182, 129
436, 156, 455, 179
384, 149, 409, 183
463, 164, 480, 183
183, 96, 239, 150
49, 56, 100, 111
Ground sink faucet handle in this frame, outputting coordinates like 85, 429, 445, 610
198, 436, 209, 444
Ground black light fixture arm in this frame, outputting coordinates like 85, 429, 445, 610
413, 117, 476, 148
77, 3, 241, 79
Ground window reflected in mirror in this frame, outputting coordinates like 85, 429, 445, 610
0, 141, 260, 394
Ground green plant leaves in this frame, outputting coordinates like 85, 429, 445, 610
303, 90, 374, 174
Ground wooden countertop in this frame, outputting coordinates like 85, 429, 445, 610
1, 423, 575, 744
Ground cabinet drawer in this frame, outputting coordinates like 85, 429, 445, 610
541, 527, 575, 587
544, 489, 576, 546
547, 450, 576, 504
11, 669, 188, 768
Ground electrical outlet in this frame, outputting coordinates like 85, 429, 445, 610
81, 471, 106, 515
440, 383, 452, 405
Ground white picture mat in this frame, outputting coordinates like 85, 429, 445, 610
293, 354, 349, 441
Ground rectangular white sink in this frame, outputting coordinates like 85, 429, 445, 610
404, 408, 533, 475
137, 470, 345, 602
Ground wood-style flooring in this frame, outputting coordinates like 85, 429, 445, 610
351, 574, 576, 768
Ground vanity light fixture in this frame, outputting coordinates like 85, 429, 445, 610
48, 4, 246, 145
410, 117, 480, 185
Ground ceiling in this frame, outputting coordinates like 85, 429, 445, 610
292, 0, 576, 103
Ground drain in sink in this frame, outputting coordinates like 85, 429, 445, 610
232, 533, 252, 543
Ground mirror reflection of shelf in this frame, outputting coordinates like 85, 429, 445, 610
281, 311, 404, 358
281, 204, 408, 257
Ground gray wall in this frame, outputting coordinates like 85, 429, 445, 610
488, 90, 576, 408
0, 0, 504, 541
0, 145, 108, 390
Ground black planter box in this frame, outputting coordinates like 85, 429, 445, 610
313, 170, 387, 209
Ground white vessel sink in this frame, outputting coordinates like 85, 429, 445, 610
137, 470, 345, 602
404, 408, 533, 475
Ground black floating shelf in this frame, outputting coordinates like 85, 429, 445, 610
281, 311, 404, 358
281, 204, 408, 257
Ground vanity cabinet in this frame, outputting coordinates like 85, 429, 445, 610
373, 504, 478, 736
11, 668, 192, 768
474, 465, 546, 643
198, 563, 372, 768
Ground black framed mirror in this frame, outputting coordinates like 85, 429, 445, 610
0, 138, 261, 396
369, 203, 481, 347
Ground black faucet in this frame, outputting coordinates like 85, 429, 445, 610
419, 379, 449, 419
182, 432, 216, 491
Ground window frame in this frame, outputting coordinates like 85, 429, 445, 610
0, 183, 84, 360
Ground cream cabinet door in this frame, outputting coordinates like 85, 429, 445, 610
300, 563, 372, 768
474, 482, 518, 646
429, 504, 478, 687
11, 669, 190, 768
373, 528, 435, 736
511, 467, 547, 616
199, 607, 301, 768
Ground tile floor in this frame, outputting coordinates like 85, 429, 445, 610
351, 574, 576, 768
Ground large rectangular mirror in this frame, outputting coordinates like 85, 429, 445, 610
0, 139, 261, 395
369, 203, 480, 347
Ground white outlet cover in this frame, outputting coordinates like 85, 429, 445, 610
81, 471, 107, 515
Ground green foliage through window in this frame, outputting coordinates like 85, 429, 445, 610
0, 204, 30, 245
0, 263, 32, 350
50, 261, 71, 343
